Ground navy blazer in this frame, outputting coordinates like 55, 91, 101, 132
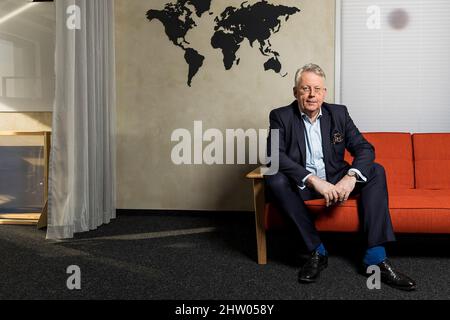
267, 101, 375, 185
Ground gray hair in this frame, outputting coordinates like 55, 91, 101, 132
294, 63, 326, 87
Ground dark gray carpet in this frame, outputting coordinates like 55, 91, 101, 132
0, 210, 449, 300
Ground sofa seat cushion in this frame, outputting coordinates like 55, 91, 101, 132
388, 189, 450, 208
265, 189, 450, 233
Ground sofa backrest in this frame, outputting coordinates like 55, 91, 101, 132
345, 132, 415, 189
413, 133, 450, 189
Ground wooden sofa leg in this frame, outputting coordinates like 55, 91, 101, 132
253, 179, 267, 265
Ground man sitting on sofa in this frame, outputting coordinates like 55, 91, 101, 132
265, 63, 417, 291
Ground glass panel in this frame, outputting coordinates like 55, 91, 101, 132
0, 1, 55, 111
0, 135, 45, 213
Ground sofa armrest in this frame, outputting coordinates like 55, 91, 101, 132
246, 166, 266, 179
246, 166, 267, 264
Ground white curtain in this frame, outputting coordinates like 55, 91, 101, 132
47, 0, 116, 239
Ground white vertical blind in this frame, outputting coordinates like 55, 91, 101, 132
339, 0, 450, 132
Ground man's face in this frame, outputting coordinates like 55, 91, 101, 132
293, 71, 327, 116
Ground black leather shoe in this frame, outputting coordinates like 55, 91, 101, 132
298, 251, 328, 283
374, 259, 417, 291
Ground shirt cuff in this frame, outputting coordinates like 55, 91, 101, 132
298, 173, 314, 190
348, 168, 367, 183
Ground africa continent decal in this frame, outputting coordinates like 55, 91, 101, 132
146, 0, 300, 87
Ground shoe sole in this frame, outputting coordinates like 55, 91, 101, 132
385, 282, 417, 291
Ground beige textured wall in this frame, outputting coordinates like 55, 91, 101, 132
0, 113, 52, 131
115, 0, 336, 210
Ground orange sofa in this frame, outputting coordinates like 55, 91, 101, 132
246, 133, 450, 264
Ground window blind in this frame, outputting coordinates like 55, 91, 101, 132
339, 0, 450, 132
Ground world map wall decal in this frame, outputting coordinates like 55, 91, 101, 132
146, 0, 301, 87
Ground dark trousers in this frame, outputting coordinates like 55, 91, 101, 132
265, 163, 396, 252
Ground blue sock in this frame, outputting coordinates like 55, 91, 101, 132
315, 243, 327, 256
363, 246, 386, 265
